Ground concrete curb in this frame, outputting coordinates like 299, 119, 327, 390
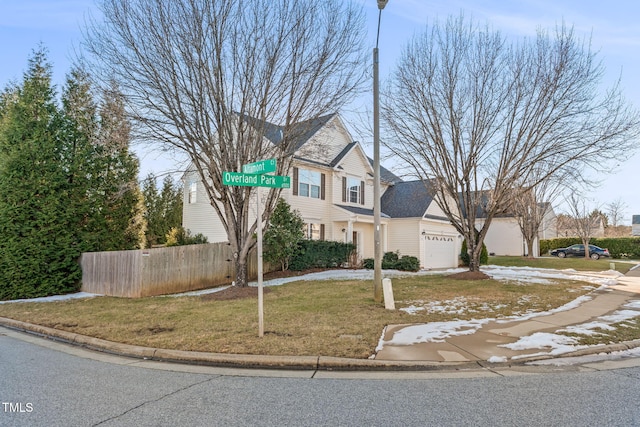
3, 316, 640, 371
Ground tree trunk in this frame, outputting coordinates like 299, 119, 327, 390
526, 239, 535, 258
234, 258, 248, 288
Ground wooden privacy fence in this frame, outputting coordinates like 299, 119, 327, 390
81, 243, 264, 298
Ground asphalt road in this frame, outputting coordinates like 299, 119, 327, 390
2, 326, 640, 427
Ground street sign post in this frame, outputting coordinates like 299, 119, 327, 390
222, 158, 286, 338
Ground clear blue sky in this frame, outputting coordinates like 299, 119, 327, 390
1, 0, 638, 222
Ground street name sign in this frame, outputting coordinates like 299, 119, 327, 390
242, 158, 277, 175
222, 171, 291, 189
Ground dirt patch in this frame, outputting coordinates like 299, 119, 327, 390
201, 286, 272, 301
448, 270, 491, 280
262, 267, 335, 280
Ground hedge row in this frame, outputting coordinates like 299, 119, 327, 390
289, 240, 356, 271
540, 237, 640, 259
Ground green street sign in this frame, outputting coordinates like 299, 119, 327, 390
222, 171, 291, 189
242, 158, 277, 175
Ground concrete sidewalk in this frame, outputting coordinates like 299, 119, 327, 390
374, 273, 640, 364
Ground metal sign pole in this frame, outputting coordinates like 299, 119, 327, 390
257, 186, 264, 337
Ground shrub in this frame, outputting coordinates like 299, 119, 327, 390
395, 255, 420, 272
363, 251, 420, 271
165, 227, 209, 246
460, 238, 489, 266
289, 240, 356, 271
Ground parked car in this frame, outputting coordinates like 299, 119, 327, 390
550, 244, 610, 260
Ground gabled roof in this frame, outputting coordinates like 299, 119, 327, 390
259, 113, 336, 152
381, 180, 435, 218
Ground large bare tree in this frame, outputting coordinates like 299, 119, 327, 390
82, 0, 367, 286
382, 15, 639, 272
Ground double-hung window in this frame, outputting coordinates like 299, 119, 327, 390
347, 177, 360, 204
188, 181, 197, 203
298, 169, 321, 199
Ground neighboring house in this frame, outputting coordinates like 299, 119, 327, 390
182, 113, 549, 268
633, 215, 640, 236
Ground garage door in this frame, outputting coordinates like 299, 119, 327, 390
422, 234, 457, 269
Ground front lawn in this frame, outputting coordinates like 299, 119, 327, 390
0, 272, 596, 358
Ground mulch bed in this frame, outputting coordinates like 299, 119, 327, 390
201, 286, 272, 301
447, 270, 490, 280
200, 268, 331, 301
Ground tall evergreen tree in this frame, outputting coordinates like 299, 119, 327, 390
0, 48, 82, 299
60, 66, 100, 252
142, 173, 183, 247
92, 81, 146, 250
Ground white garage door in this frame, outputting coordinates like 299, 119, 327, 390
422, 234, 457, 269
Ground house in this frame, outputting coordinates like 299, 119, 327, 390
633, 215, 640, 236
182, 113, 547, 268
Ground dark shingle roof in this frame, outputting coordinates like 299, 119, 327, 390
366, 157, 403, 185
244, 113, 336, 152
335, 204, 390, 218
381, 180, 435, 218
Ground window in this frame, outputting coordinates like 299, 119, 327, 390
188, 181, 197, 203
348, 177, 360, 204
342, 176, 365, 205
298, 169, 321, 199
303, 223, 324, 240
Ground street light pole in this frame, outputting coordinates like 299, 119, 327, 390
373, 0, 388, 303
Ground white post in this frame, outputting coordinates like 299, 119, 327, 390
383, 278, 395, 310
257, 187, 264, 337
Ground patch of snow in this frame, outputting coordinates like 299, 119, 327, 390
500, 332, 589, 356
488, 356, 508, 363
0, 292, 100, 304
399, 305, 425, 315
380, 319, 490, 346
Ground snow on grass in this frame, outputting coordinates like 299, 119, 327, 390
0, 292, 99, 304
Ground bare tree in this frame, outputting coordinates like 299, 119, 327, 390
565, 194, 600, 259
606, 198, 628, 227
381, 15, 639, 272
82, 0, 367, 286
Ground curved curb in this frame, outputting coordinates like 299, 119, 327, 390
3, 316, 640, 371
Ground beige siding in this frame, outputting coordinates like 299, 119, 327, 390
182, 170, 228, 243
297, 116, 353, 165
481, 218, 525, 256
333, 149, 373, 208
387, 219, 421, 259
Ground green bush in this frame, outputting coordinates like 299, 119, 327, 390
363, 251, 420, 272
460, 238, 489, 266
382, 251, 399, 269
395, 255, 420, 272
541, 237, 640, 259
289, 240, 356, 271
165, 227, 209, 247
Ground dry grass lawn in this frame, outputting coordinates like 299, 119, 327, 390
0, 272, 596, 359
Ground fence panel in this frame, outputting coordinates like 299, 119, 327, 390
80, 242, 263, 297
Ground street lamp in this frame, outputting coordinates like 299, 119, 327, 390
373, 0, 388, 303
